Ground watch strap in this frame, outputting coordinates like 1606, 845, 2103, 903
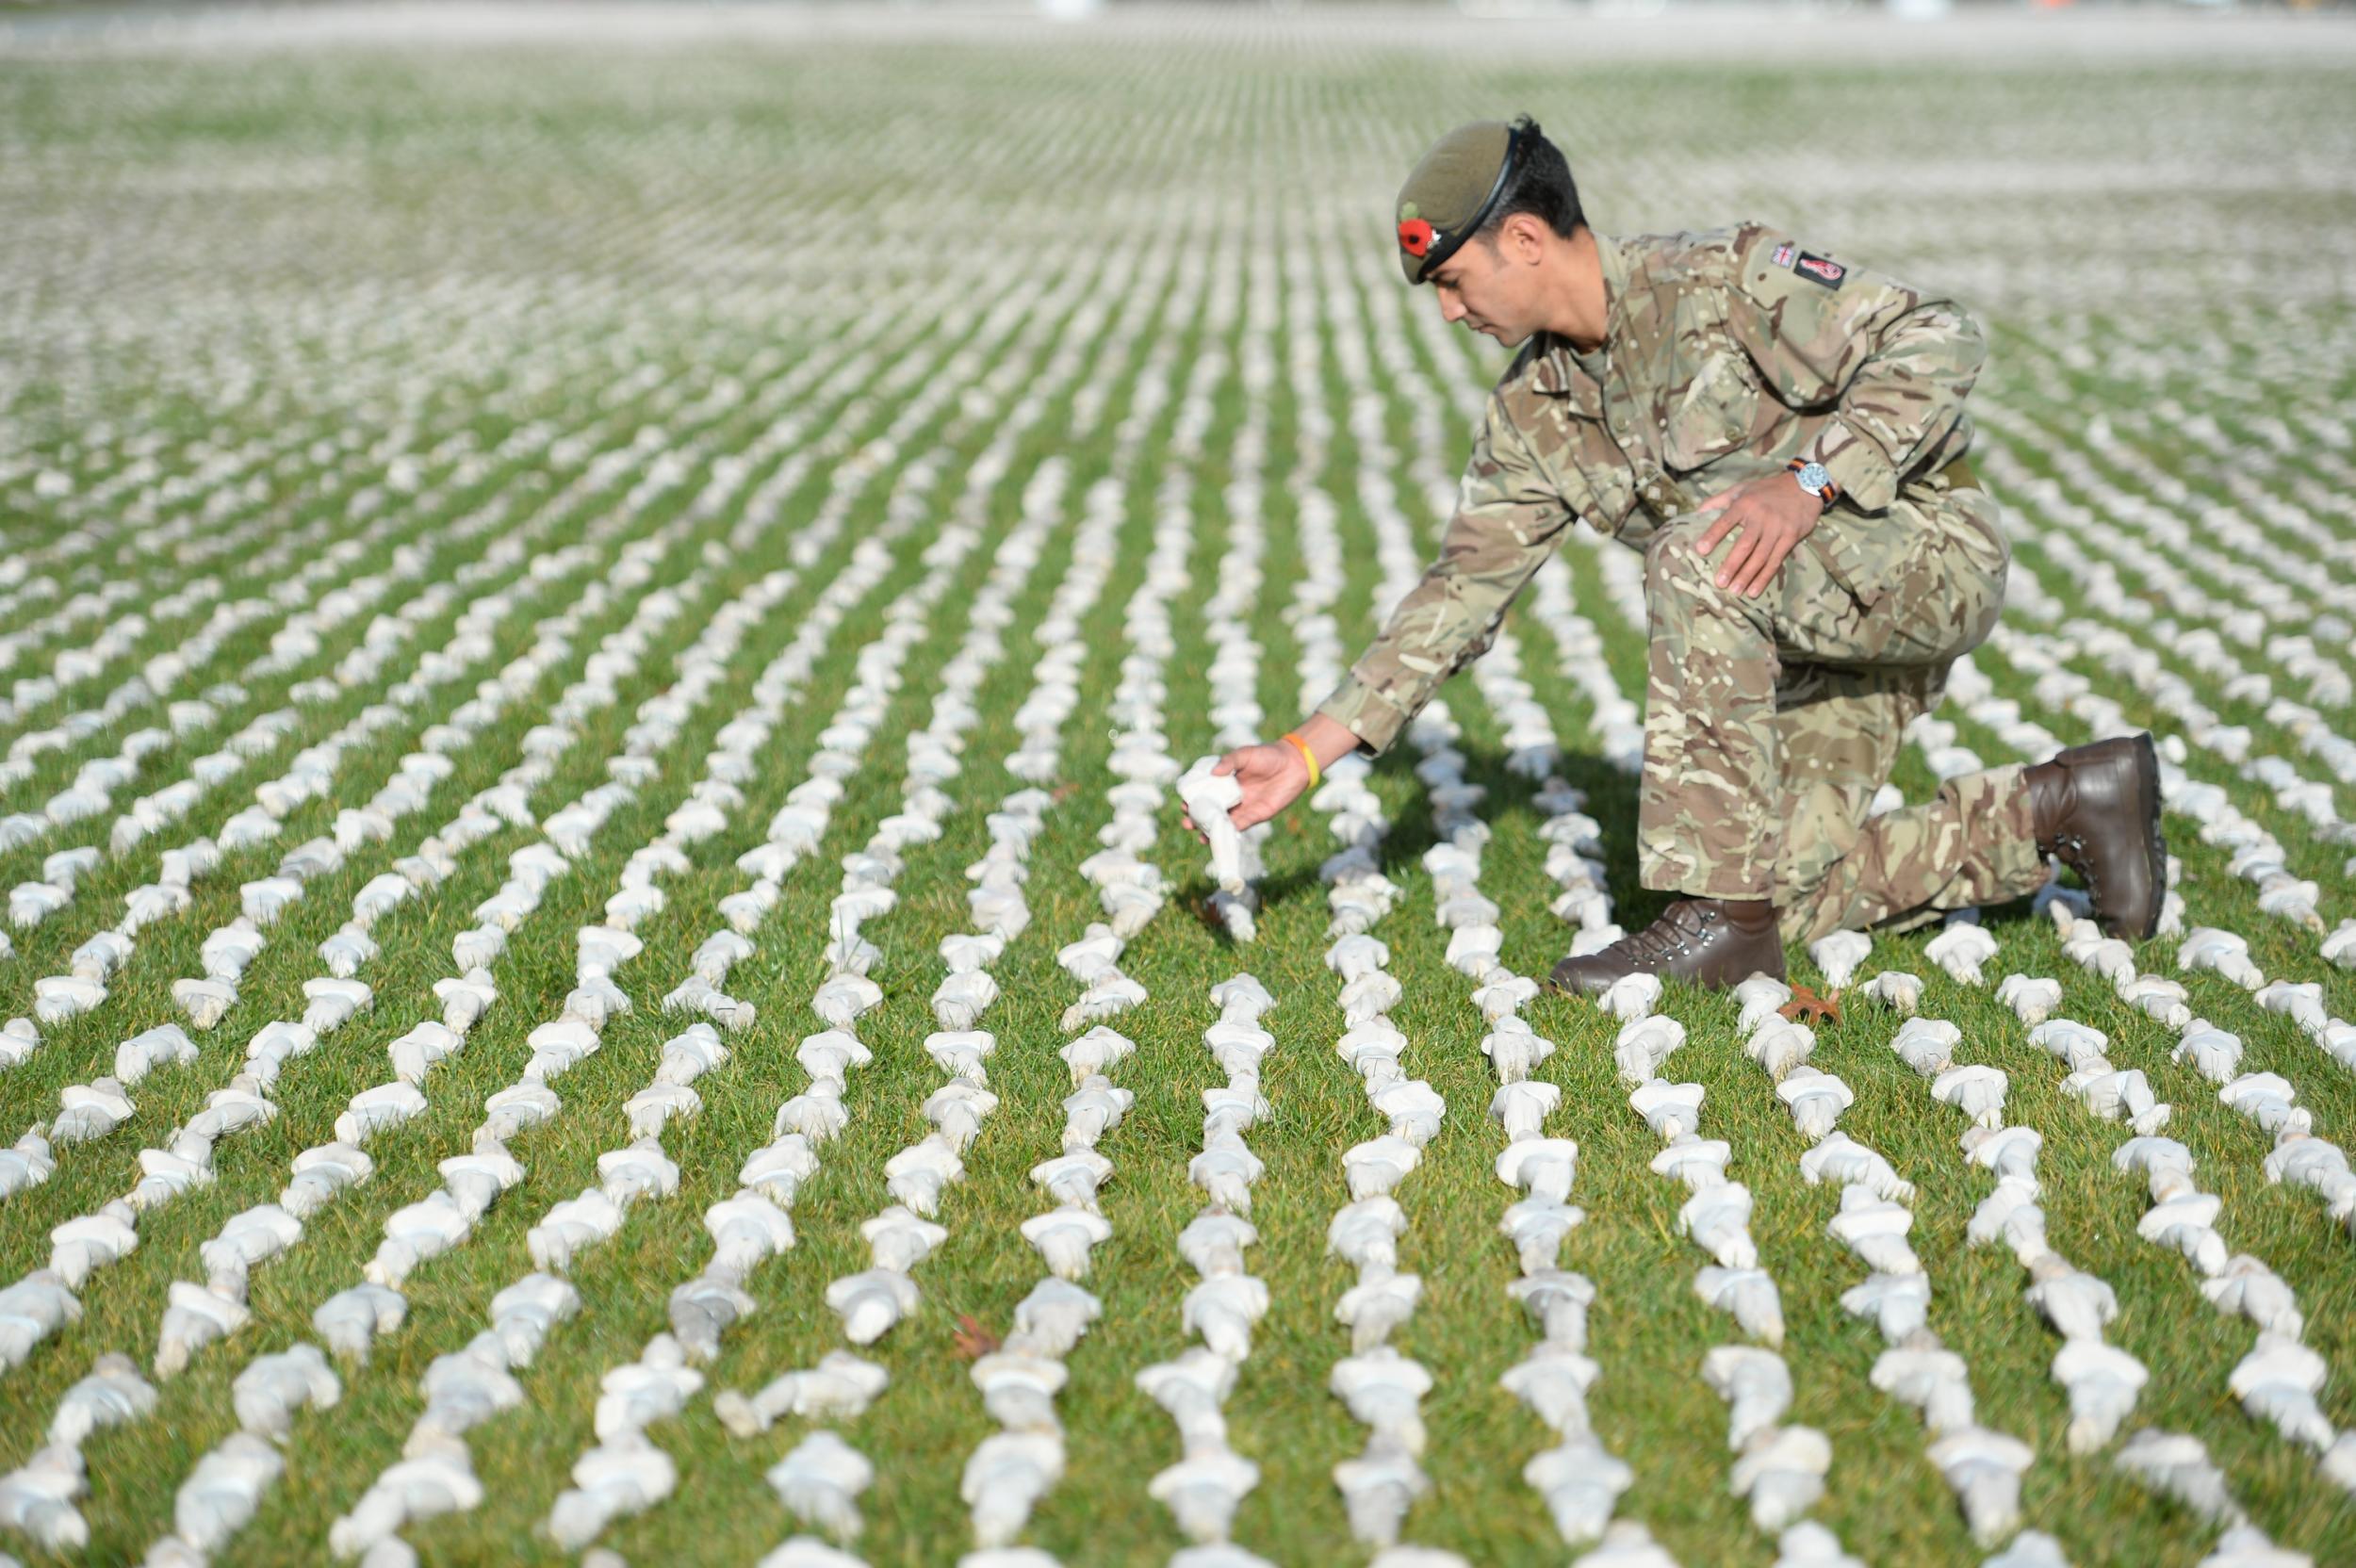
1788, 456, 1840, 510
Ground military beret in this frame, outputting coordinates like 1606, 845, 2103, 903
1395, 118, 1529, 286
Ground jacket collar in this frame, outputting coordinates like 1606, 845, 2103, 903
1529, 228, 1631, 407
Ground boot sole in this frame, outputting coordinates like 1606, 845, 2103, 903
2131, 730, 2166, 941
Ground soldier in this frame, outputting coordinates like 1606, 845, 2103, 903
1195, 115, 2166, 992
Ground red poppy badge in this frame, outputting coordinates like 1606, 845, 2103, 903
1397, 218, 1434, 258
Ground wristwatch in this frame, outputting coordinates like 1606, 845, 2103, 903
1787, 457, 1839, 511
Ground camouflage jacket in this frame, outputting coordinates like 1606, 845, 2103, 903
1316, 220, 1987, 757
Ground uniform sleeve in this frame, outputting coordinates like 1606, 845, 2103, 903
1313, 391, 1574, 758
1724, 225, 1987, 514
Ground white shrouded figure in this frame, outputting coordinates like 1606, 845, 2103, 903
766, 1431, 874, 1542
1695, 1266, 1786, 1346
1178, 758, 1250, 897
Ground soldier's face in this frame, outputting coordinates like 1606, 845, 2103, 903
1430, 239, 1526, 345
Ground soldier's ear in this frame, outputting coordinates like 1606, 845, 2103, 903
1503, 211, 1549, 265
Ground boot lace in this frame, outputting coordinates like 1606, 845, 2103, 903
1619, 902, 1713, 962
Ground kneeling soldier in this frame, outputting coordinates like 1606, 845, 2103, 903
1203, 115, 2165, 992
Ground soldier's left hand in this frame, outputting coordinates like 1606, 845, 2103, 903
1692, 473, 1825, 597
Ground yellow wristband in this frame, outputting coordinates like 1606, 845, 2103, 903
1280, 732, 1321, 790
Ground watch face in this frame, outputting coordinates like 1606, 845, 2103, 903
1797, 462, 1830, 491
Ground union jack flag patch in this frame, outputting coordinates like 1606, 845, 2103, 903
1771, 242, 1796, 269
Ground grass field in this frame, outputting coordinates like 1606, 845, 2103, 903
1, 7, 2353, 1566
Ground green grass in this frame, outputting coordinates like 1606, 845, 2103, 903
1, 17, 2353, 1568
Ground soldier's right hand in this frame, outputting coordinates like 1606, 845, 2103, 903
1179, 743, 1310, 842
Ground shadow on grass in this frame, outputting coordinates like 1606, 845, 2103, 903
1181, 740, 2068, 985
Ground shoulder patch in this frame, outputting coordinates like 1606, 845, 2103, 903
1770, 241, 1795, 270
1793, 252, 1847, 289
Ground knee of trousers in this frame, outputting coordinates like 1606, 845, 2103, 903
1642, 517, 1736, 609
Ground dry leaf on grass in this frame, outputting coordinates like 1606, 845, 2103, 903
1780, 986, 1842, 1026
952, 1313, 1000, 1360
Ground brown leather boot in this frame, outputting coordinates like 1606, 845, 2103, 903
2024, 733, 2166, 940
1545, 898, 1786, 996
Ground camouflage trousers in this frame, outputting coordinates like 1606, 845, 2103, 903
1634, 476, 2052, 947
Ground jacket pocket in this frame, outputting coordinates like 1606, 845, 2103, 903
1661, 352, 1760, 472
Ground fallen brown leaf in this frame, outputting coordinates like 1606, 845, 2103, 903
1779, 985, 1842, 1025
952, 1313, 1000, 1360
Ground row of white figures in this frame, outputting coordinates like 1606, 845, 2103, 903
1731, 974, 2036, 1551
763, 268, 1190, 1568
1320, 710, 1473, 1554
1978, 406, 2356, 718
9, 208, 966, 1565
1078, 474, 1193, 954
1987, 407, 2356, 748
1625, 984, 1840, 1545
1890, 1000, 2154, 1462
25, 473, 639, 1031
776, 434, 1084, 1554
1068, 357, 1208, 991
950, 927, 1133, 1555
1483, 584, 1628, 949
755, 270, 1181, 1568
8, 502, 708, 1221
1107, 289, 1272, 1554
324, 285, 1076, 1564
1438, 742, 1643, 1545
1136, 296, 1282, 1554
308, 359, 1047, 1561
2108, 1426, 2315, 1567
1102, 307, 1271, 1568
1525, 547, 1647, 781
1132, 974, 1272, 1560
0, 369, 634, 825
1257, 429, 1425, 1566
1187, 380, 1272, 941
566, 311, 1116, 1561
0, 533, 721, 1498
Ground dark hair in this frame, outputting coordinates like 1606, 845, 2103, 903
1476, 115, 1585, 250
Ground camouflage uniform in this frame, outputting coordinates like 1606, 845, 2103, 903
1317, 221, 2053, 945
